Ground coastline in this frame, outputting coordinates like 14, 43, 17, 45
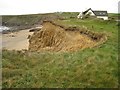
1, 29, 33, 50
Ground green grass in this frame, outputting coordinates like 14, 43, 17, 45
2, 13, 119, 88
2, 13, 61, 28
2, 47, 118, 88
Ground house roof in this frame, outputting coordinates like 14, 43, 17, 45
83, 8, 93, 14
83, 8, 108, 16
93, 11, 108, 16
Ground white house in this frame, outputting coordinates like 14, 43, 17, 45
77, 8, 108, 20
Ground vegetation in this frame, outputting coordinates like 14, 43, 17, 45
2, 13, 61, 31
2, 12, 119, 88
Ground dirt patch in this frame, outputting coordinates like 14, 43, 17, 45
29, 21, 107, 52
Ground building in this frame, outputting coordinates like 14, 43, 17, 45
77, 8, 108, 20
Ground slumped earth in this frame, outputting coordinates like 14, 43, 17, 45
2, 13, 118, 88
29, 21, 107, 52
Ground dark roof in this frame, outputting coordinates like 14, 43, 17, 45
83, 8, 93, 14
83, 8, 108, 16
93, 11, 108, 16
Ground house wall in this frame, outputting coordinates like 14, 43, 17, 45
97, 16, 108, 20
86, 10, 95, 16
77, 12, 84, 19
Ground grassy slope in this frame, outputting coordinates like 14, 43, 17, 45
2, 13, 61, 29
2, 13, 119, 88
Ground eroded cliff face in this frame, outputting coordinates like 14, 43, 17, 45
28, 21, 107, 52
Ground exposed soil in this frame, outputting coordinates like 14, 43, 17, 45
29, 21, 107, 52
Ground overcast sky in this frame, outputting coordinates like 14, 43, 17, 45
0, 0, 119, 15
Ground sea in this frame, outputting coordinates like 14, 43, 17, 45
0, 26, 10, 32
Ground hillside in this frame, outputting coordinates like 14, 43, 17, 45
2, 13, 61, 30
2, 12, 119, 88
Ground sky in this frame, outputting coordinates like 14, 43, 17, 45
0, 0, 119, 15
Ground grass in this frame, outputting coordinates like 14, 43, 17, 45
2, 48, 118, 88
2, 13, 61, 30
2, 13, 119, 88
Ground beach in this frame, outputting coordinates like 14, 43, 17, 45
1, 29, 33, 50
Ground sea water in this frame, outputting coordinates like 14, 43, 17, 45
0, 26, 10, 32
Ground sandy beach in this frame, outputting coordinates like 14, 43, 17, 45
1, 29, 33, 50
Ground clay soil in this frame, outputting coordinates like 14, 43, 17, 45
29, 21, 107, 52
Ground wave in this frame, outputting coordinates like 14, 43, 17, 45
0, 26, 10, 32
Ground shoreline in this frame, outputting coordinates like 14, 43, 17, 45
1, 29, 34, 50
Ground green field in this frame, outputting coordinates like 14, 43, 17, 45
2, 13, 119, 88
